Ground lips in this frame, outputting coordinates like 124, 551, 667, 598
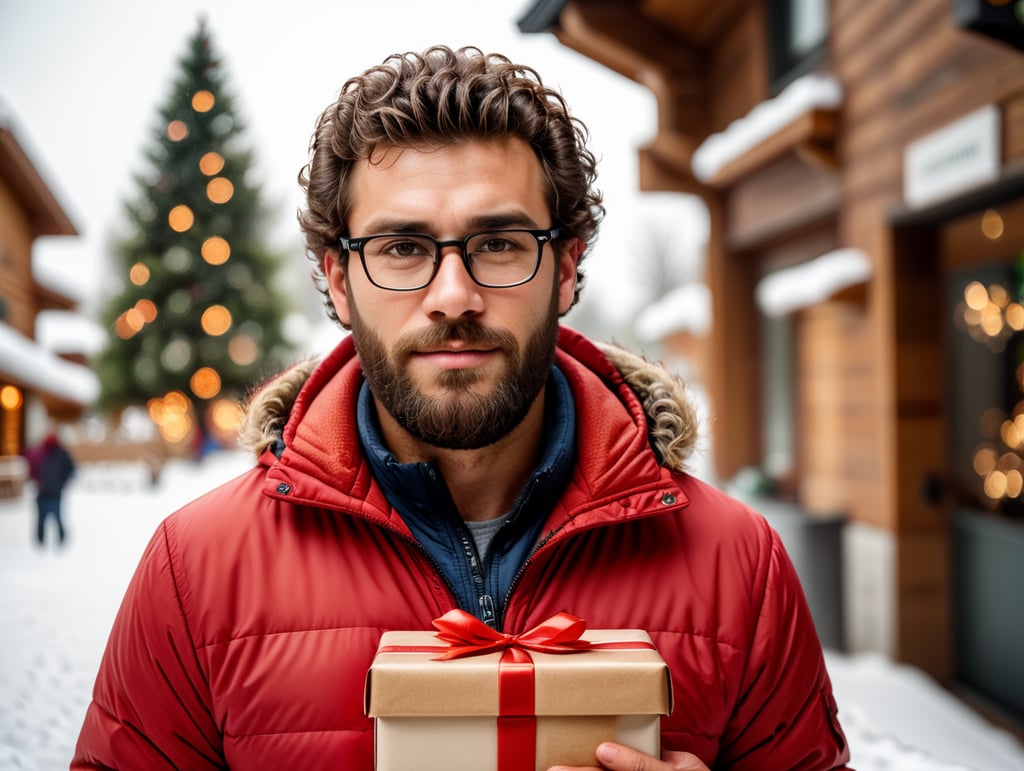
412, 347, 497, 369
394, 321, 517, 368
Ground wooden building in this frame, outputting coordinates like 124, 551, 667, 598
0, 102, 97, 481
521, 0, 1024, 726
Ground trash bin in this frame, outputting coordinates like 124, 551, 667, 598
749, 498, 846, 650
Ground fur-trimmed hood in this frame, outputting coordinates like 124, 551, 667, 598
238, 338, 700, 473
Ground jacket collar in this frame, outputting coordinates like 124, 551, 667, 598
357, 365, 576, 531
243, 327, 698, 524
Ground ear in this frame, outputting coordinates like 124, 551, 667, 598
556, 239, 583, 314
323, 250, 352, 327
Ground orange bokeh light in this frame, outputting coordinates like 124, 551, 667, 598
129, 262, 151, 286
201, 236, 231, 265
167, 120, 188, 141
0, 385, 23, 411
147, 391, 194, 444
114, 308, 146, 339
199, 151, 225, 176
210, 398, 243, 436
192, 90, 216, 113
168, 204, 194, 233
206, 177, 234, 204
981, 209, 1004, 240
228, 334, 258, 366
134, 299, 158, 323
190, 367, 222, 399
201, 305, 233, 336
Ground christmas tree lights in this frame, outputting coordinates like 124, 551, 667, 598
94, 18, 292, 449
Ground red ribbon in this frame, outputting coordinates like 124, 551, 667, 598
431, 609, 593, 659
433, 610, 596, 770
378, 611, 655, 771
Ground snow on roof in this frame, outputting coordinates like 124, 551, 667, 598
35, 310, 107, 356
0, 98, 78, 237
32, 258, 86, 304
634, 282, 711, 342
756, 248, 871, 318
691, 72, 842, 183
0, 321, 100, 405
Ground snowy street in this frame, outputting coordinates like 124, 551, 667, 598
2, 453, 1024, 770
0, 452, 252, 770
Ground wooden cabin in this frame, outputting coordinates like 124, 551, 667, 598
0, 102, 96, 490
521, 0, 1024, 728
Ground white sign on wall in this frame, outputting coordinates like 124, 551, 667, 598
904, 104, 1001, 210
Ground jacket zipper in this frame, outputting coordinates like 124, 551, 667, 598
456, 526, 498, 627
501, 523, 565, 625
480, 474, 544, 630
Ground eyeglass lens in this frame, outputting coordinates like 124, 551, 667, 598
360, 230, 543, 289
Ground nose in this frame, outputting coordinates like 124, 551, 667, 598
422, 246, 484, 319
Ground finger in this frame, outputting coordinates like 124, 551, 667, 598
544, 744, 709, 771
594, 743, 709, 771
596, 742, 657, 770
660, 749, 711, 771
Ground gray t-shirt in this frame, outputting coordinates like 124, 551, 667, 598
465, 511, 514, 561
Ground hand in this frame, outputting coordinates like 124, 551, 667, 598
547, 742, 710, 771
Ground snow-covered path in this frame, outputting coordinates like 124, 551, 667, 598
1, 452, 1022, 770
0, 452, 252, 770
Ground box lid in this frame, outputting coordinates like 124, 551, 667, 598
365, 628, 673, 718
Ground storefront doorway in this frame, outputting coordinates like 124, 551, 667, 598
941, 198, 1024, 727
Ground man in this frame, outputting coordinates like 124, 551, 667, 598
73, 46, 850, 770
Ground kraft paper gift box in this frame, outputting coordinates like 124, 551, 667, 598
364, 610, 673, 771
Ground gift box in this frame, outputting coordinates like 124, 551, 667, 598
364, 610, 673, 771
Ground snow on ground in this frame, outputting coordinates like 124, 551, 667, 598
0, 452, 253, 770
2, 452, 1024, 770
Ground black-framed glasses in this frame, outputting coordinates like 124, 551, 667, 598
339, 228, 560, 291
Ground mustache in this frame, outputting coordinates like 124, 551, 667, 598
393, 320, 518, 359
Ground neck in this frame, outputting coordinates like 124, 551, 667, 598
375, 389, 547, 522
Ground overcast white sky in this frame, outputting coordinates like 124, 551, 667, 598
0, 0, 674, 336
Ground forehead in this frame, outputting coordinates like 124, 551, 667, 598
346, 137, 550, 233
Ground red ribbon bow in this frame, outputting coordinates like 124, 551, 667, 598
431, 608, 593, 660
430, 610, 596, 770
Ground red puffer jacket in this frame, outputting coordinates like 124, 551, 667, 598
73, 328, 849, 770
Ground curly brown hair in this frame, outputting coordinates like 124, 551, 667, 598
298, 45, 603, 322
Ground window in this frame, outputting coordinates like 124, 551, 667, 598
948, 261, 1024, 516
762, 313, 796, 485
767, 0, 829, 93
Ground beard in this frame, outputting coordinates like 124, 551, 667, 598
349, 291, 560, 450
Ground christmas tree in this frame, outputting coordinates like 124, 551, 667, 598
94, 19, 293, 448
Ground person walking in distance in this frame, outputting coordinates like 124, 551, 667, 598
26, 429, 75, 547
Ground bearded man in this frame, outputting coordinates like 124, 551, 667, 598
73, 46, 850, 771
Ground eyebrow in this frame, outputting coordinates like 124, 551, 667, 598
356, 212, 542, 236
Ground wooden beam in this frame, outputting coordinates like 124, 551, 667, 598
558, 1, 708, 138
637, 147, 707, 198
703, 108, 839, 189
640, 130, 700, 176
641, 0, 749, 44
558, 1, 700, 83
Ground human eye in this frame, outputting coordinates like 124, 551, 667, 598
369, 236, 433, 261
468, 231, 529, 258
